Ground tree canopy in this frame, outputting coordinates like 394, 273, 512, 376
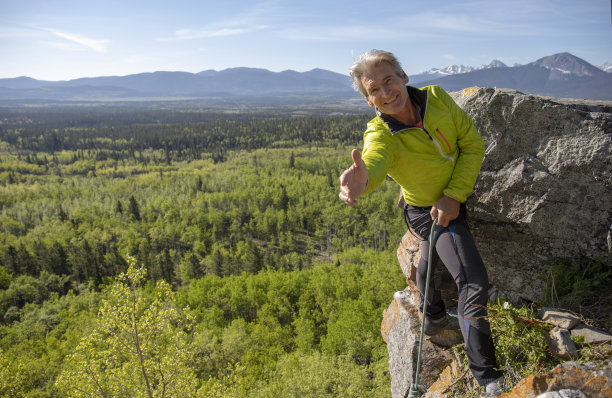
0, 102, 405, 397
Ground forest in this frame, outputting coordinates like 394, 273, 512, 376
0, 100, 410, 397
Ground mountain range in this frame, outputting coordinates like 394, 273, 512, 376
412, 53, 612, 100
409, 59, 512, 83
0, 52, 610, 101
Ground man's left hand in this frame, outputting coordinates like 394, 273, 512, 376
430, 195, 460, 227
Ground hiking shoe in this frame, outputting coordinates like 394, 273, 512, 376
484, 376, 504, 395
423, 314, 448, 336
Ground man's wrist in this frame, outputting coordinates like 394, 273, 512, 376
443, 194, 460, 203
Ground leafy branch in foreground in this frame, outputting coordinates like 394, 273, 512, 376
55, 257, 197, 397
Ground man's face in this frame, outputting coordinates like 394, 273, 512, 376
361, 62, 409, 117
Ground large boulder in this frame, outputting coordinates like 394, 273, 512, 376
450, 88, 610, 302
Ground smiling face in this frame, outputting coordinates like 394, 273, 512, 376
360, 62, 411, 121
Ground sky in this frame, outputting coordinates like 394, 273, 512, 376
0, 0, 610, 81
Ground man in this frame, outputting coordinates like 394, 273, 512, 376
339, 50, 504, 394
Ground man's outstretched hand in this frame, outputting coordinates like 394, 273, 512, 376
339, 149, 369, 206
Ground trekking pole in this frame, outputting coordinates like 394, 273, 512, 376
406, 215, 441, 398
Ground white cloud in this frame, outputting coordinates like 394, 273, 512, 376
159, 24, 269, 41
279, 1, 562, 43
280, 25, 401, 42
157, 2, 273, 42
398, 0, 573, 38
40, 40, 81, 51
50, 30, 110, 53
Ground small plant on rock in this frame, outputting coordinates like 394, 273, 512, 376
487, 302, 560, 385
447, 301, 560, 396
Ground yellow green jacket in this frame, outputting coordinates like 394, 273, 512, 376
362, 85, 484, 206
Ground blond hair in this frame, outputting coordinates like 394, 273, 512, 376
349, 50, 405, 96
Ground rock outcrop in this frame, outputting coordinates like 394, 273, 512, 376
387, 88, 612, 397
381, 282, 455, 398
451, 88, 612, 302
500, 360, 612, 397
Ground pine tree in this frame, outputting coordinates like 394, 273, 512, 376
115, 199, 123, 214
128, 195, 141, 221
58, 205, 68, 222
278, 185, 289, 211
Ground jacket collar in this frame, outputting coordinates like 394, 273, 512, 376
375, 85, 428, 135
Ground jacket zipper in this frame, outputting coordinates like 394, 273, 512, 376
400, 92, 456, 167
422, 127, 456, 167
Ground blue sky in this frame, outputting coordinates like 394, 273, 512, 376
1, 0, 610, 81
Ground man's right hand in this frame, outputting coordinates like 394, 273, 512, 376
339, 149, 369, 206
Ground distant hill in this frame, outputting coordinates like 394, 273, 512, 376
0, 68, 356, 101
0, 53, 610, 101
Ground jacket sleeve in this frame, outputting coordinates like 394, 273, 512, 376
361, 123, 394, 195
436, 87, 485, 202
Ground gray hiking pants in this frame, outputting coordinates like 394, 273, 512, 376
404, 204, 503, 386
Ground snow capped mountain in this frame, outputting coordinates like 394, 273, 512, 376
428, 64, 475, 76
410, 59, 507, 84
410, 52, 611, 100
483, 60, 509, 69
600, 62, 612, 73
410, 53, 608, 85
532, 52, 600, 78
